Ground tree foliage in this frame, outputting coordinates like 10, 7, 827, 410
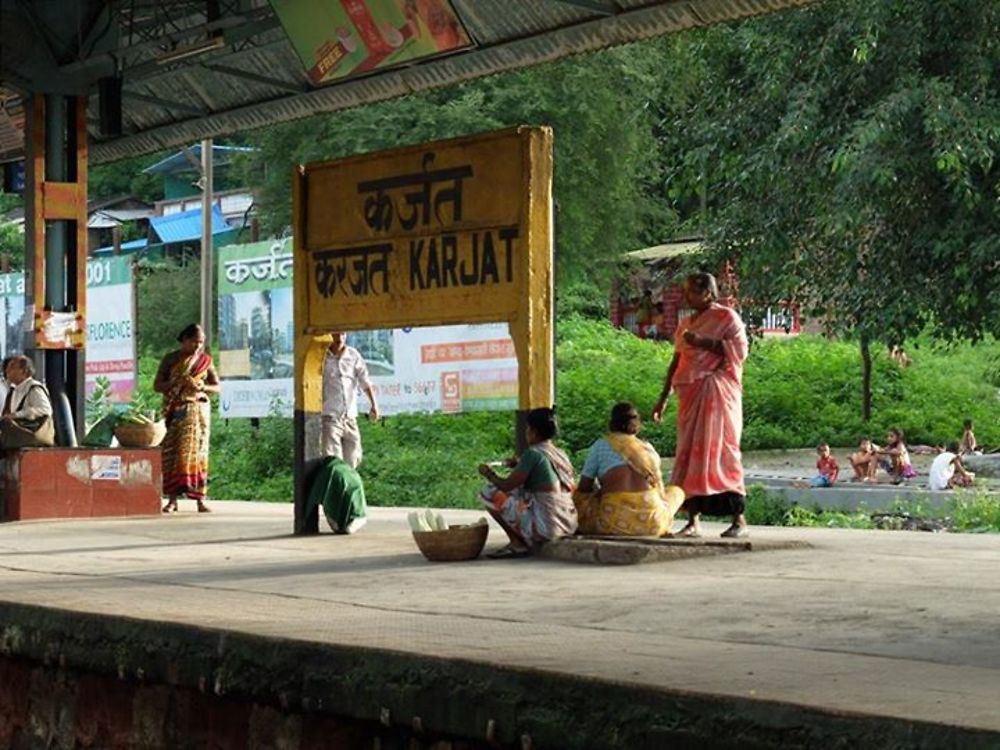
658, 0, 1000, 348
89, 153, 166, 204
231, 45, 678, 311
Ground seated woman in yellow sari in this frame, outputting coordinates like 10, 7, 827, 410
154, 324, 220, 513
574, 402, 684, 536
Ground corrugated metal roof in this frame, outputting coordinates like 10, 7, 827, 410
92, 238, 149, 255
87, 208, 155, 228
142, 145, 255, 175
150, 205, 230, 244
0, 1, 816, 164
626, 241, 703, 262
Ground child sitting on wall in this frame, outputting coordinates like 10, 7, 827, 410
809, 443, 839, 487
848, 437, 879, 482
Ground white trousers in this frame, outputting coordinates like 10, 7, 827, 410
321, 414, 363, 468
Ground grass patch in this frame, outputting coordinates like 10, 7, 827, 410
742, 484, 1000, 533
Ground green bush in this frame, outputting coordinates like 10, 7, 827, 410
947, 489, 1000, 533
210, 417, 294, 502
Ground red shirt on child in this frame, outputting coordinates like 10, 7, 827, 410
817, 455, 839, 482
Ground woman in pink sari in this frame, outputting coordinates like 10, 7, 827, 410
652, 273, 749, 538
154, 324, 220, 513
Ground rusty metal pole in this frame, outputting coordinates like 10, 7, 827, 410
30, 93, 86, 444
200, 138, 214, 350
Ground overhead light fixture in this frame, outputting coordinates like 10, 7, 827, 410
157, 36, 225, 65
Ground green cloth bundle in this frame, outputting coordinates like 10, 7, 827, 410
306, 457, 367, 534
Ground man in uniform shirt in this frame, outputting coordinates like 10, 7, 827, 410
321, 332, 379, 468
1, 355, 55, 447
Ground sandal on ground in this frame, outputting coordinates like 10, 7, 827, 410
486, 544, 531, 559
720, 525, 749, 539
196, 502, 212, 513
162, 500, 177, 513
676, 525, 702, 539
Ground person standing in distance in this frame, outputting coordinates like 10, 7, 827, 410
651, 272, 749, 538
155, 324, 220, 513
321, 332, 379, 468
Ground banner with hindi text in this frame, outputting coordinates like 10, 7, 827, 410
217, 237, 517, 418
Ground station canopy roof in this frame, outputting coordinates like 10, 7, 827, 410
0, 0, 814, 166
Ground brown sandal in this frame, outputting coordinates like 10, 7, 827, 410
162, 499, 178, 513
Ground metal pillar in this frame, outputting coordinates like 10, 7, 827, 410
24, 94, 87, 444
200, 138, 214, 350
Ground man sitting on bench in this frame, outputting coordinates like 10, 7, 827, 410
1, 356, 55, 448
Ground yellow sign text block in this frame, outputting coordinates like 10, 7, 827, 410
294, 127, 554, 412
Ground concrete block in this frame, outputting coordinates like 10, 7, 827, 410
0, 659, 31, 748
248, 705, 301, 750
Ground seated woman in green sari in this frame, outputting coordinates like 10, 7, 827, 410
154, 324, 220, 513
478, 407, 578, 558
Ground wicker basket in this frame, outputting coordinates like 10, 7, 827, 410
114, 420, 167, 448
412, 523, 489, 562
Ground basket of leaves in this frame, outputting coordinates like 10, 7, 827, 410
85, 379, 166, 448
409, 509, 489, 562
114, 412, 166, 448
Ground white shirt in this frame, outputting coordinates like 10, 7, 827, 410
322, 345, 371, 419
928, 452, 957, 491
5, 377, 53, 421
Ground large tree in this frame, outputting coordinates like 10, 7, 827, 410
656, 0, 1000, 418
232, 45, 677, 314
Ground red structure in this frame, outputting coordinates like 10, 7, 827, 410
2, 448, 162, 521
610, 241, 800, 341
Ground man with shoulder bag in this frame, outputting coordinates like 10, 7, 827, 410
1, 355, 55, 448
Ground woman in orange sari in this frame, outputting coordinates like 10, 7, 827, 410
154, 324, 220, 513
652, 273, 749, 538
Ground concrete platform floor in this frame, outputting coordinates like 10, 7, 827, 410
1, 502, 999, 745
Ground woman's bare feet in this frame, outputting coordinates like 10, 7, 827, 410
162, 498, 178, 513
196, 500, 211, 513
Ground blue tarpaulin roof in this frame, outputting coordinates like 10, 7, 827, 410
92, 238, 149, 255
150, 205, 230, 244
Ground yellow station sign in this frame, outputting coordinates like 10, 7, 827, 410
293, 127, 554, 413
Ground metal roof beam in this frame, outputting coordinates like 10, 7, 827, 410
549, 0, 619, 15
91, 0, 818, 163
13, 0, 61, 65
56, 7, 277, 78
201, 63, 304, 94
116, 16, 283, 83
121, 91, 206, 116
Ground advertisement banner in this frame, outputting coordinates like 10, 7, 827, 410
0, 271, 26, 359
0, 259, 136, 403
356, 324, 517, 415
218, 238, 296, 417
85, 256, 136, 402
217, 238, 517, 418
270, 0, 470, 86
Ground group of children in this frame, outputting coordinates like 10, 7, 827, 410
808, 420, 981, 491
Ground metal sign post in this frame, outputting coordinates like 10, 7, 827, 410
200, 138, 214, 349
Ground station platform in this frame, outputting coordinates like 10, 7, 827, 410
1, 503, 998, 748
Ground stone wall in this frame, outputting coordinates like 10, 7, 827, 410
0, 654, 491, 750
